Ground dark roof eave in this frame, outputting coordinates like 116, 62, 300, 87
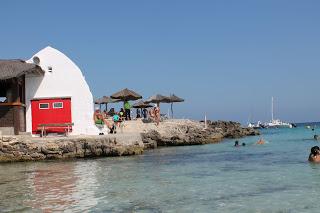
0, 60, 45, 80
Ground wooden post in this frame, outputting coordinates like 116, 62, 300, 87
13, 106, 20, 135
11, 78, 19, 135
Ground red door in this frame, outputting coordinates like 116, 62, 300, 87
31, 98, 72, 134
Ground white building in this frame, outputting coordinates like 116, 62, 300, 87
0, 46, 99, 135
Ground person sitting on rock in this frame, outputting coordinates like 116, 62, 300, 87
93, 108, 113, 133
309, 146, 320, 163
112, 113, 120, 133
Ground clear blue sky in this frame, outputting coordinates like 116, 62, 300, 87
1, 0, 320, 123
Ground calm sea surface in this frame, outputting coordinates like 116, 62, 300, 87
1, 124, 320, 212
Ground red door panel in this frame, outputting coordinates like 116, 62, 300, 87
31, 98, 72, 134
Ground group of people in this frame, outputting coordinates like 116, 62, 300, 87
122, 101, 161, 124
234, 141, 246, 147
148, 106, 161, 125
234, 138, 265, 147
93, 102, 163, 134
235, 138, 320, 164
93, 107, 126, 134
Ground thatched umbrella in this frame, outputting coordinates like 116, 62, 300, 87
133, 100, 153, 119
94, 96, 121, 111
145, 94, 171, 106
168, 94, 184, 118
111, 89, 142, 118
132, 100, 153, 109
110, 88, 142, 101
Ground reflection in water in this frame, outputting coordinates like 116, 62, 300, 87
3, 127, 320, 212
28, 163, 78, 211
72, 161, 100, 212
0, 165, 33, 212
0, 161, 101, 212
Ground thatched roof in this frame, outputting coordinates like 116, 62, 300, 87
169, 94, 184, 103
132, 100, 153, 108
0, 59, 44, 80
145, 94, 171, 104
110, 88, 142, 101
94, 96, 121, 104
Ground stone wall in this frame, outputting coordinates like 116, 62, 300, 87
0, 119, 259, 163
0, 134, 144, 163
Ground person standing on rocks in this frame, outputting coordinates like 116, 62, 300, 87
124, 100, 132, 120
154, 106, 160, 126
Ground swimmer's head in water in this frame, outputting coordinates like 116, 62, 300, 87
311, 146, 320, 155
242, 143, 246, 146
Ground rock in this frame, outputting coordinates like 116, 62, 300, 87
0, 134, 145, 162
0, 119, 259, 163
30, 153, 46, 160
143, 141, 157, 149
207, 120, 260, 138
142, 120, 259, 147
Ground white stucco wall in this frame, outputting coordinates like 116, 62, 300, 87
25, 46, 99, 135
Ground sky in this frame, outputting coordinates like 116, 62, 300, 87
1, 0, 320, 123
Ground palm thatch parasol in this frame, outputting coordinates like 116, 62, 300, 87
110, 88, 142, 101
132, 100, 153, 109
94, 96, 121, 111
168, 94, 184, 118
145, 94, 171, 106
111, 88, 142, 112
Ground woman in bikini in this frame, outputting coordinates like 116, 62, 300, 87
93, 109, 112, 130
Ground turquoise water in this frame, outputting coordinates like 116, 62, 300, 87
1, 126, 320, 212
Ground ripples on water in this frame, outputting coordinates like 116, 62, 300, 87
2, 127, 320, 212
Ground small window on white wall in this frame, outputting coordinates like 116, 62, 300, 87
39, 103, 49, 109
53, 102, 63, 109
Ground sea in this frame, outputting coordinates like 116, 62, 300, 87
1, 123, 320, 213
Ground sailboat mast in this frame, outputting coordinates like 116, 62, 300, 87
271, 96, 274, 121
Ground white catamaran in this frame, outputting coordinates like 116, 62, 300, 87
264, 97, 293, 128
248, 121, 263, 129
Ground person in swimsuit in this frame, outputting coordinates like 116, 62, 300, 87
256, 138, 265, 145
154, 106, 160, 126
149, 107, 155, 120
309, 146, 320, 163
93, 109, 112, 130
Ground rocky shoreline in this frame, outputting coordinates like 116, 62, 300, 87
141, 120, 259, 148
0, 119, 259, 163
